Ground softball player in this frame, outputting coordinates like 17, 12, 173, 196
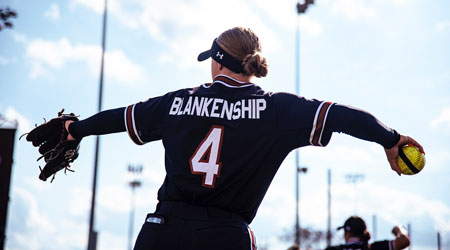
65, 27, 423, 250
326, 216, 410, 250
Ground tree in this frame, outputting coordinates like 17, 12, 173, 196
280, 225, 332, 250
0, 7, 17, 31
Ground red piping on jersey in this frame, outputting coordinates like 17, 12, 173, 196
125, 104, 144, 145
312, 102, 333, 146
248, 227, 257, 250
213, 75, 254, 88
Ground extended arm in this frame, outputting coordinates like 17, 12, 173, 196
65, 107, 126, 140
326, 104, 424, 175
392, 225, 410, 250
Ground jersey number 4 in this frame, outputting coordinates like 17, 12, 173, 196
189, 125, 224, 188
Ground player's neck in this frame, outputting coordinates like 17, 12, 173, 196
214, 71, 252, 83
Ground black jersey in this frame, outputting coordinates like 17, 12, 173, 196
325, 240, 393, 250
124, 75, 334, 223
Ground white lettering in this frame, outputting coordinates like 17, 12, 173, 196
256, 99, 266, 119
210, 98, 223, 118
177, 97, 184, 115
169, 97, 267, 120
201, 98, 213, 117
191, 96, 204, 116
241, 99, 251, 119
169, 97, 183, 115
232, 101, 241, 120
221, 100, 233, 120
183, 96, 193, 115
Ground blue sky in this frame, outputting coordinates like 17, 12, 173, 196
1, 0, 449, 249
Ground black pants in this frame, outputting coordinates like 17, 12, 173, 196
133, 201, 257, 250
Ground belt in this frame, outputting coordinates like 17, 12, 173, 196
155, 201, 246, 223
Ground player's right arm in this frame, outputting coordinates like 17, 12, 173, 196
276, 93, 424, 175
325, 104, 424, 175
391, 225, 410, 250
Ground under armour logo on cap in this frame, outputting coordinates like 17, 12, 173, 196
216, 51, 224, 59
197, 39, 244, 73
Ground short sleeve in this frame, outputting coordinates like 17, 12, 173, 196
275, 92, 334, 148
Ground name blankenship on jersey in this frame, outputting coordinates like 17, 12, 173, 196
169, 96, 267, 120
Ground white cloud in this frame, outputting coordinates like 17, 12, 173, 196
256, 178, 450, 244
43, 3, 60, 20
430, 107, 450, 129
328, 181, 450, 238
258, 185, 296, 228
12, 31, 28, 44
72, 0, 292, 70
330, 0, 376, 20
68, 187, 92, 217
72, 0, 105, 14
98, 185, 130, 213
7, 188, 55, 250
97, 230, 127, 250
26, 38, 145, 84
24, 176, 51, 192
0, 55, 9, 65
4, 107, 31, 134
7, 187, 90, 250
29, 61, 48, 78
54, 219, 88, 248
391, 0, 409, 4
375, 0, 410, 5
27, 38, 74, 69
249, 0, 322, 36
299, 16, 323, 37
105, 50, 145, 83
142, 164, 165, 186
436, 20, 450, 32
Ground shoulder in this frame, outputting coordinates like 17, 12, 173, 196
326, 242, 368, 250
370, 240, 391, 250
143, 88, 193, 103
271, 92, 325, 109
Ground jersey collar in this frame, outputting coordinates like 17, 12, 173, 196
203, 74, 254, 88
346, 237, 363, 244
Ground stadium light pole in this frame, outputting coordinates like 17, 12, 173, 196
326, 169, 332, 247
407, 223, 412, 250
294, 1, 314, 248
437, 232, 441, 250
345, 173, 365, 214
372, 214, 377, 240
87, 0, 107, 249
128, 165, 143, 250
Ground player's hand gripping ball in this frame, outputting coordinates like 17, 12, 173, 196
397, 145, 425, 175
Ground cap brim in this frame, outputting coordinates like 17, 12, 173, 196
197, 49, 211, 61
336, 226, 344, 231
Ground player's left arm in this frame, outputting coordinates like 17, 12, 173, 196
324, 104, 424, 175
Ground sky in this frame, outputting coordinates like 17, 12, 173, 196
0, 0, 449, 249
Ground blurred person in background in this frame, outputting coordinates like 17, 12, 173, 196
326, 216, 410, 250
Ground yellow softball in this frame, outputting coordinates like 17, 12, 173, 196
397, 145, 426, 175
